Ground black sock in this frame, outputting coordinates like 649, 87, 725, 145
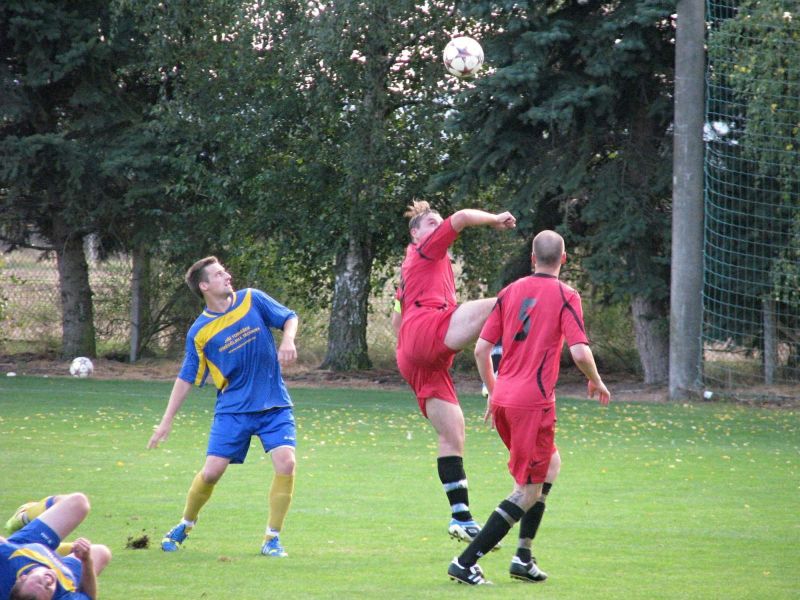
437, 456, 472, 522
518, 483, 552, 560
520, 500, 546, 541
516, 547, 532, 563
459, 500, 524, 567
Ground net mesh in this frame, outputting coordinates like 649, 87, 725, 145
705, 0, 800, 399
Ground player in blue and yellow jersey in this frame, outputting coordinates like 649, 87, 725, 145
1, 492, 112, 600
147, 256, 300, 557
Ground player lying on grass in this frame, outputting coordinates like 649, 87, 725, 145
394, 200, 516, 545
1, 493, 112, 599
447, 230, 611, 586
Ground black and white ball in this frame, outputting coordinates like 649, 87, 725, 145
70, 356, 94, 378
443, 36, 484, 78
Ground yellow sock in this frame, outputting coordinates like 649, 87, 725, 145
56, 543, 74, 556
266, 473, 295, 538
183, 472, 215, 522
25, 496, 55, 521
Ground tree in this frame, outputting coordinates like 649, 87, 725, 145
0, 1, 169, 358
442, 0, 676, 383
135, 0, 489, 370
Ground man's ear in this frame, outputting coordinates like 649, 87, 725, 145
561, 253, 567, 265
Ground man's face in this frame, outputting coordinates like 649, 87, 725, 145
411, 212, 443, 244
16, 567, 57, 599
200, 263, 234, 298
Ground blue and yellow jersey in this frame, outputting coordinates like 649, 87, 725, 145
178, 288, 297, 414
0, 541, 89, 599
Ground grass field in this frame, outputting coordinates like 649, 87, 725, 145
0, 376, 798, 599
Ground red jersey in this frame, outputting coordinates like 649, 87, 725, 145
397, 216, 459, 319
480, 273, 589, 408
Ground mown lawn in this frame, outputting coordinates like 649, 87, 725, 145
0, 376, 797, 599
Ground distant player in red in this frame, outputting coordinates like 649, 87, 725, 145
395, 200, 516, 545
447, 229, 610, 586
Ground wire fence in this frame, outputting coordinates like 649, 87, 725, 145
704, 0, 800, 400
0, 245, 133, 354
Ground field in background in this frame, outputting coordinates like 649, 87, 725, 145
0, 376, 797, 599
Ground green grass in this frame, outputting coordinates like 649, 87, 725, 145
0, 376, 798, 599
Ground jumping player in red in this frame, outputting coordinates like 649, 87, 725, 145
447, 229, 610, 586
395, 200, 516, 545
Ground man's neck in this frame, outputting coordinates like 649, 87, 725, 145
533, 267, 560, 278
205, 292, 233, 313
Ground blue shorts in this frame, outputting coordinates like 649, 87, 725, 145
208, 406, 296, 464
9, 518, 61, 549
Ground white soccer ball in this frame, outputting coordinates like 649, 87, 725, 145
443, 36, 484, 78
70, 357, 94, 378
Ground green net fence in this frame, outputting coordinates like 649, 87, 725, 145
0, 245, 134, 356
705, 0, 800, 400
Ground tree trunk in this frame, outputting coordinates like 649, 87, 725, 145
321, 235, 373, 370
763, 296, 777, 385
631, 295, 669, 384
130, 245, 152, 363
53, 219, 96, 359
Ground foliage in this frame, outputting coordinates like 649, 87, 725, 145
0, 377, 798, 599
126, 0, 522, 368
0, 1, 183, 356
437, 0, 675, 304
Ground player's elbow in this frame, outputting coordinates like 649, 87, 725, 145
569, 343, 592, 366
474, 338, 493, 361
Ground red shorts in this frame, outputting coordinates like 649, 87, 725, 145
492, 404, 556, 485
396, 307, 459, 416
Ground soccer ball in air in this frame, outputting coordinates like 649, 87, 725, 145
443, 36, 484, 78
70, 357, 94, 378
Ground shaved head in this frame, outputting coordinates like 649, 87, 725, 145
532, 230, 565, 268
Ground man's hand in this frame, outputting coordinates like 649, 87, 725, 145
483, 397, 496, 429
588, 380, 611, 406
492, 212, 517, 230
278, 339, 297, 366
71, 538, 93, 562
147, 420, 172, 449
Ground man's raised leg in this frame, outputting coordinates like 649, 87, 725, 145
38, 492, 90, 541
444, 298, 496, 351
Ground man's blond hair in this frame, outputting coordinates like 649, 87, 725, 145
404, 199, 441, 231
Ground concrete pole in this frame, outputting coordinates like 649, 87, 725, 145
669, 0, 706, 399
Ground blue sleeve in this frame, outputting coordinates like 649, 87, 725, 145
177, 330, 206, 386
251, 289, 296, 330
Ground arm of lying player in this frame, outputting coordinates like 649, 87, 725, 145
147, 378, 193, 449
72, 538, 98, 599
475, 338, 497, 425
569, 343, 611, 406
278, 316, 299, 366
449, 209, 516, 233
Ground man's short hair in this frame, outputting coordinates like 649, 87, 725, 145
532, 230, 564, 267
185, 256, 219, 299
10, 580, 38, 600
